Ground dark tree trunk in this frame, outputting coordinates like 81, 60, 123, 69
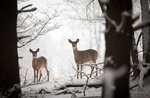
139, 0, 150, 90
0, 0, 20, 97
99, 0, 133, 98
141, 0, 150, 60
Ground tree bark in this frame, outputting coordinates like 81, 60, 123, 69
139, 0, 150, 90
0, 0, 20, 97
98, 0, 133, 98
130, 35, 140, 79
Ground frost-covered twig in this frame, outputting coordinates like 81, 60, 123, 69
55, 81, 78, 97
23, 69, 28, 85
73, 66, 89, 96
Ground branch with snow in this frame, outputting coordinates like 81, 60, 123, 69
17, 10, 61, 48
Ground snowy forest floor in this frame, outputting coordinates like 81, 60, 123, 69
21, 76, 150, 98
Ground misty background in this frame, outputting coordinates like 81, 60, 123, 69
17, 0, 106, 84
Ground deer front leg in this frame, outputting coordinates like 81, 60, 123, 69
77, 64, 79, 79
37, 70, 39, 82
34, 70, 36, 83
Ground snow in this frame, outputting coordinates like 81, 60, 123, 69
21, 77, 102, 98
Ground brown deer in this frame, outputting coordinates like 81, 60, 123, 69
68, 39, 98, 79
29, 48, 49, 83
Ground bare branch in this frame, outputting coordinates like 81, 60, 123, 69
17, 15, 31, 27
133, 20, 150, 31
18, 10, 61, 48
18, 4, 37, 14
17, 35, 30, 41
132, 15, 140, 24
136, 32, 142, 46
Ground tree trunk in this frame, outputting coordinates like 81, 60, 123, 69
130, 35, 140, 79
139, 0, 150, 90
99, 0, 133, 98
0, 0, 21, 97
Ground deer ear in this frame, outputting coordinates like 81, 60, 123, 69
76, 38, 79, 43
68, 39, 72, 43
36, 48, 39, 52
29, 49, 33, 53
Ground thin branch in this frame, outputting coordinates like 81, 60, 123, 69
23, 69, 28, 85
133, 20, 150, 31
17, 23, 37, 34
17, 15, 31, 27
18, 11, 60, 48
86, 0, 94, 19
136, 32, 142, 46
78, 62, 104, 70
18, 4, 37, 14
17, 35, 31, 41
72, 66, 89, 96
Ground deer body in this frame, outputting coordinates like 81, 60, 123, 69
30, 48, 49, 83
69, 39, 98, 79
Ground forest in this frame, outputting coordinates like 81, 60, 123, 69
0, 0, 150, 98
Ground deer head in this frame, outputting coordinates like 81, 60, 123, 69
68, 39, 79, 48
29, 48, 39, 58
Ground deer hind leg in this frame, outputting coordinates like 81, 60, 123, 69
80, 65, 83, 79
96, 65, 98, 76
46, 69, 49, 81
39, 70, 42, 82
77, 64, 79, 79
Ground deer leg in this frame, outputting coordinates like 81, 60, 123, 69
96, 65, 98, 76
34, 70, 36, 83
80, 65, 83, 79
90, 66, 94, 77
46, 69, 49, 81
77, 64, 79, 79
39, 70, 42, 82
37, 70, 39, 82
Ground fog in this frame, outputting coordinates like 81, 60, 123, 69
17, 0, 105, 84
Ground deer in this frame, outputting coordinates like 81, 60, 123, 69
29, 48, 49, 83
68, 38, 98, 79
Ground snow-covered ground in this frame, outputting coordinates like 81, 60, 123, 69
21, 77, 102, 98
20, 75, 150, 98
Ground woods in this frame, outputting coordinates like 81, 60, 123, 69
0, 0, 150, 98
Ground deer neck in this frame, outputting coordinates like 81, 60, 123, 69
73, 46, 78, 61
32, 56, 38, 62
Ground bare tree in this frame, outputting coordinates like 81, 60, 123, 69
17, 8, 61, 48
0, 0, 20, 97
98, 0, 133, 98
138, 0, 150, 90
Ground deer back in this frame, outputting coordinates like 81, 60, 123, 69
32, 56, 47, 70
76, 49, 98, 64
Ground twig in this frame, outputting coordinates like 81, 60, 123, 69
72, 66, 90, 96
18, 10, 60, 48
17, 35, 31, 41
136, 32, 142, 46
23, 69, 28, 85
